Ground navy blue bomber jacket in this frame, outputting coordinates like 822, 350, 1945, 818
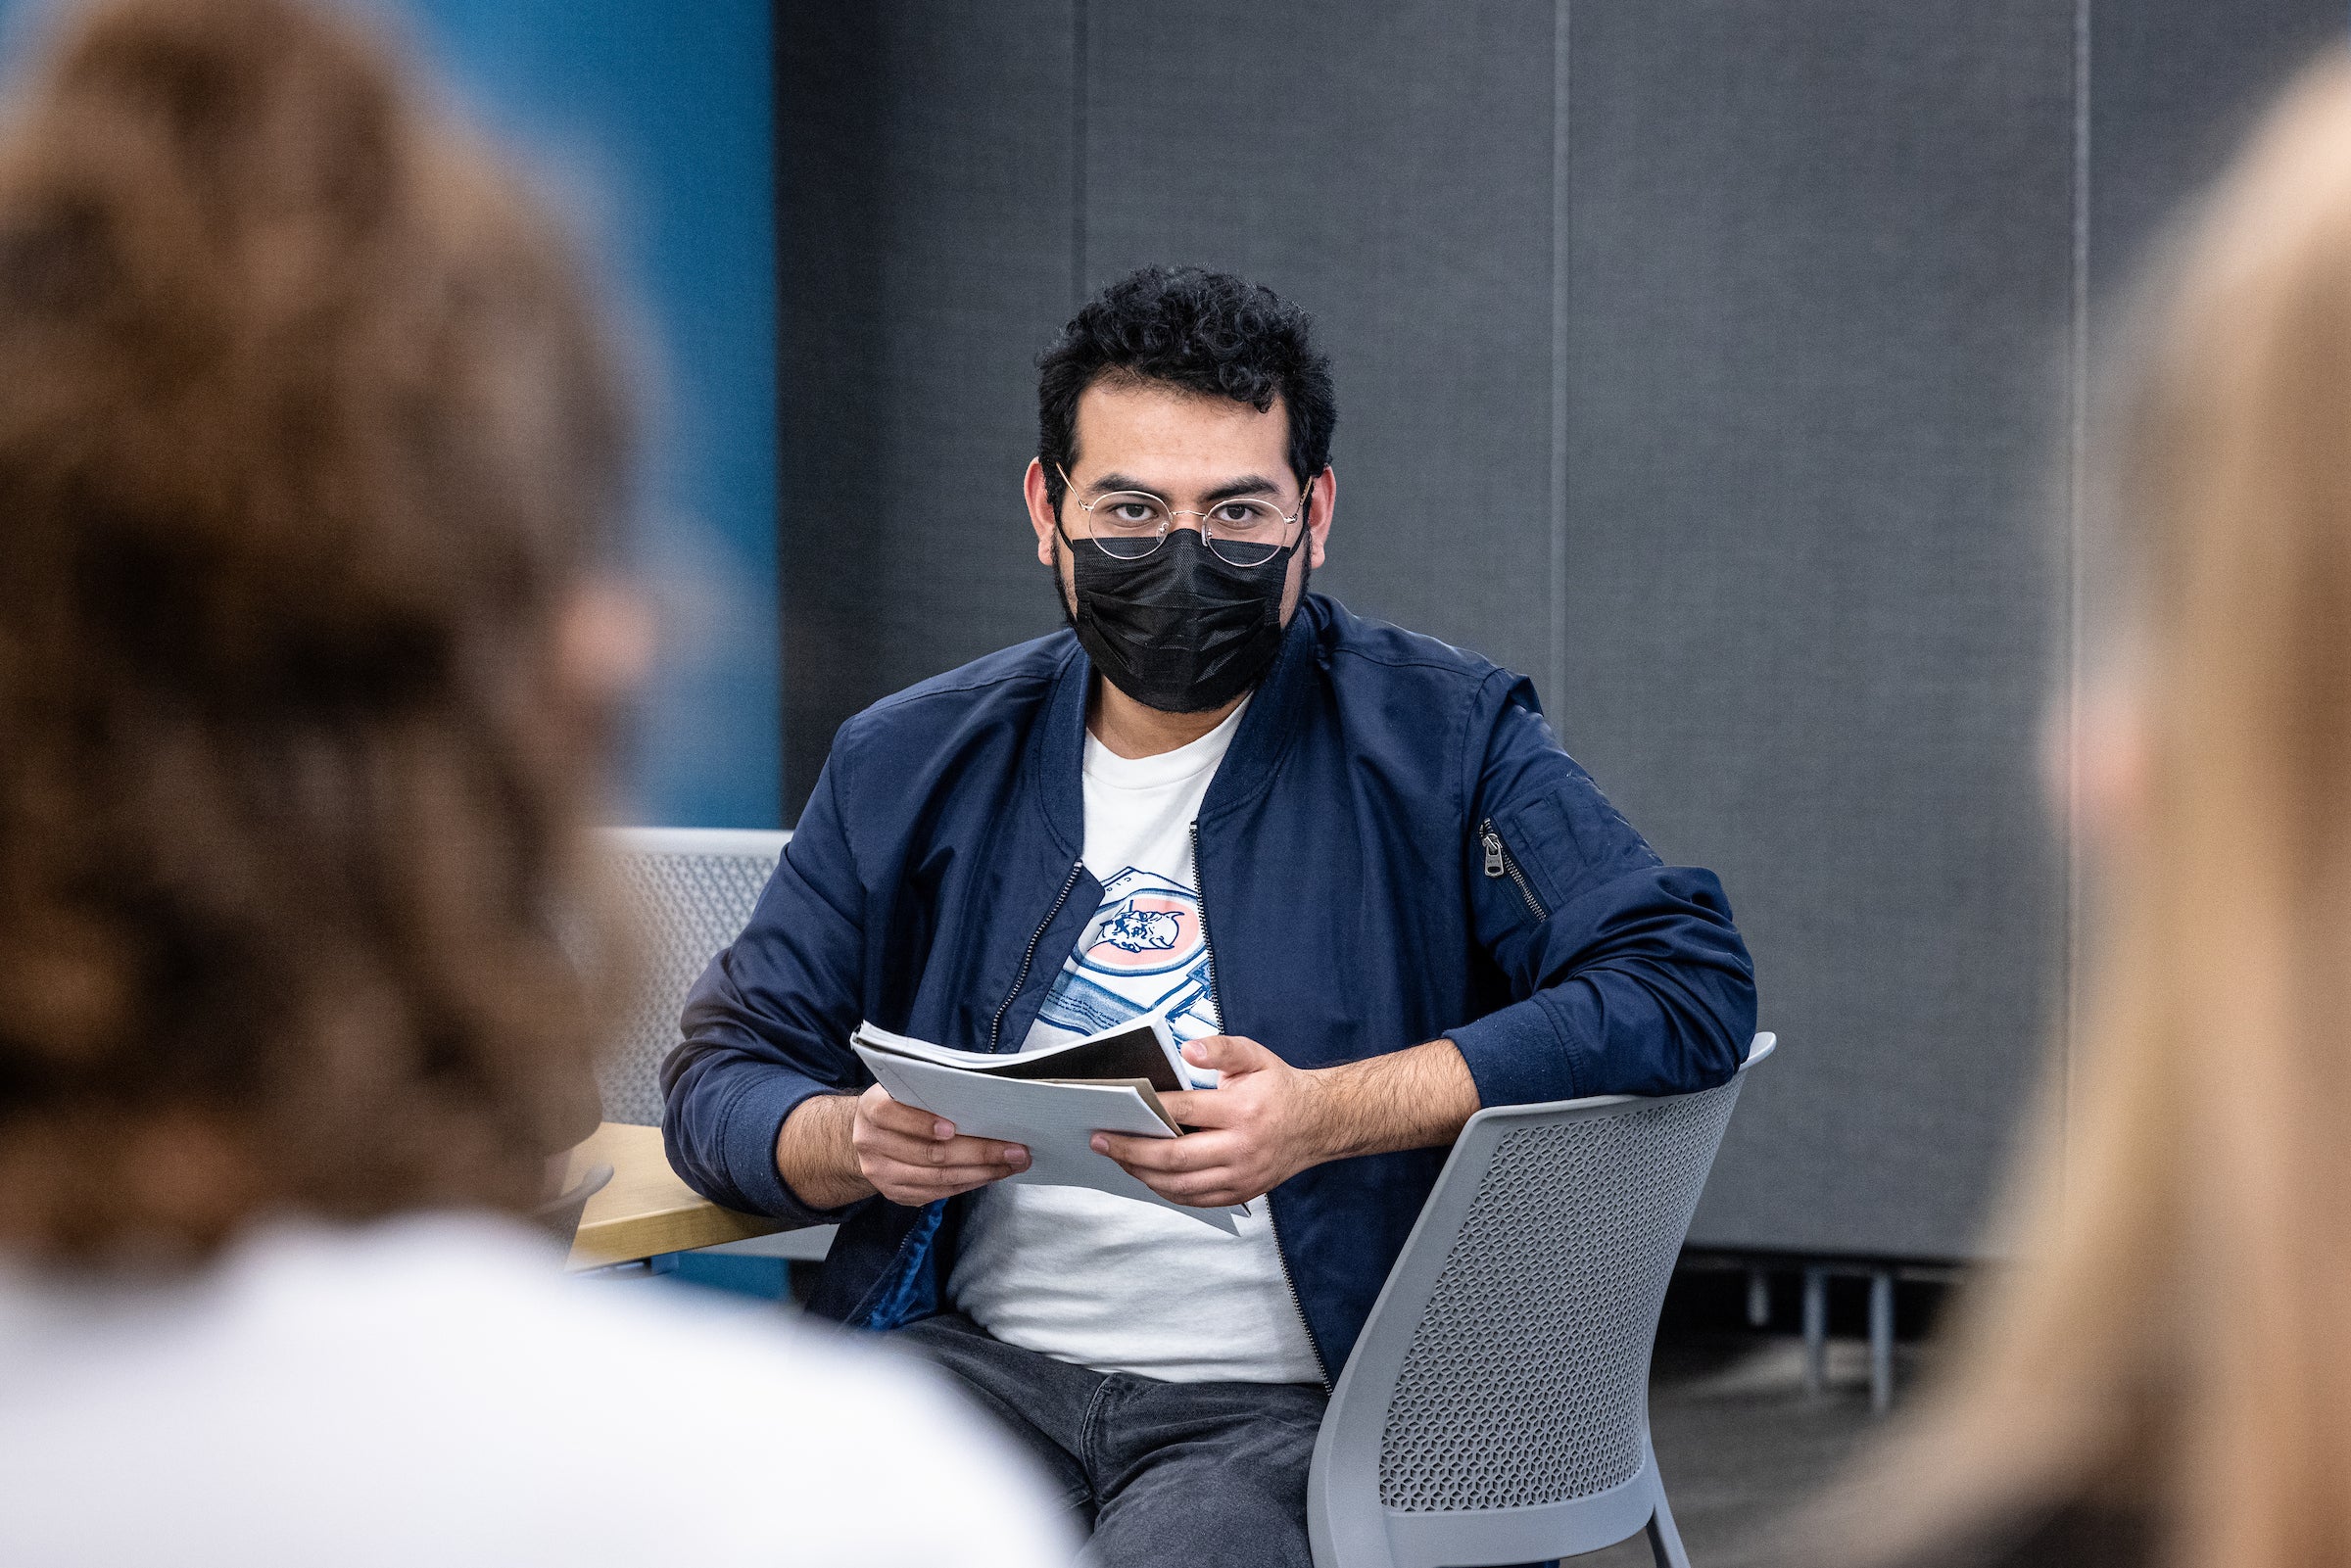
660, 594, 1755, 1381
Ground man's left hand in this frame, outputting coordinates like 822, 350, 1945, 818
1092, 1034, 1334, 1209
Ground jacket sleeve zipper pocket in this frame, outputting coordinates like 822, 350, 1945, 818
1478, 818, 1549, 923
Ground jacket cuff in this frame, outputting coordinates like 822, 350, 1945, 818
1447, 994, 1588, 1109
716, 1072, 847, 1225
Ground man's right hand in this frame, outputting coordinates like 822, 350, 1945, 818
776, 1085, 1030, 1211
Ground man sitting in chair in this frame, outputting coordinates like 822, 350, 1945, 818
663, 266, 1755, 1567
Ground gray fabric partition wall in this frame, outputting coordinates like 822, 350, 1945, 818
1559, 5, 2079, 1259
776, 1, 2345, 1261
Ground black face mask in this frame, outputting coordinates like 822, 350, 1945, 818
1061, 527, 1298, 714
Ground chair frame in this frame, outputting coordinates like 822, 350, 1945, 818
1307, 1035, 1774, 1568
603, 825, 792, 863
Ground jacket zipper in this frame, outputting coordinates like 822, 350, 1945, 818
1479, 817, 1548, 922
987, 858, 1085, 1054
1190, 821, 1332, 1392
860, 859, 1081, 1329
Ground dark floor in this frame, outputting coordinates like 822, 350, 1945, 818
1579, 1331, 1923, 1566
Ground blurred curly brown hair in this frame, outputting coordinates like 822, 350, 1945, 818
0, 0, 632, 1259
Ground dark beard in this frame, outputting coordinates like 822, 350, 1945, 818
1049, 554, 1080, 634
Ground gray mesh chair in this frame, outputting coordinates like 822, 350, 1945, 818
1308, 1033, 1776, 1568
595, 827, 790, 1126
597, 827, 840, 1271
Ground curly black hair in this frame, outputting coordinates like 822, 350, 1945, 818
1037, 265, 1336, 508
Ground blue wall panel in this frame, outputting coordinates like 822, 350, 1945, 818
398, 0, 780, 829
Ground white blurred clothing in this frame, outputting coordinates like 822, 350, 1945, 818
0, 1214, 1073, 1567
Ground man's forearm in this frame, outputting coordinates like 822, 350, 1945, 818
1305, 1037, 1480, 1163
776, 1091, 874, 1211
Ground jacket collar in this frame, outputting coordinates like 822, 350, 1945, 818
1034, 596, 1325, 855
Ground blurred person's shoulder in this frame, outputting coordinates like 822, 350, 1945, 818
0, 1215, 1072, 1567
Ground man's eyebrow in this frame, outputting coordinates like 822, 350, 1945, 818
1080, 472, 1286, 502
1198, 475, 1283, 504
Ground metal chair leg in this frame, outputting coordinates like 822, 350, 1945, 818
1645, 1495, 1693, 1568
1869, 1268, 1895, 1413
1801, 1266, 1828, 1395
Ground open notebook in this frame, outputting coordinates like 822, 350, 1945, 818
850, 1017, 1241, 1233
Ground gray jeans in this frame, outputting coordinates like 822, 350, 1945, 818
892, 1311, 1328, 1568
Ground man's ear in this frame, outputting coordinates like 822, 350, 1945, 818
1024, 458, 1059, 567
1306, 466, 1336, 570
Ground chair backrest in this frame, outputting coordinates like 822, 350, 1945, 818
595, 827, 790, 1126
1309, 1034, 1775, 1568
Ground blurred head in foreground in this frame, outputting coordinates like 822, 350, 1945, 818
0, 0, 631, 1263
1827, 53, 2351, 1568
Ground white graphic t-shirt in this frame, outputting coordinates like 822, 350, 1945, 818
947, 697, 1324, 1385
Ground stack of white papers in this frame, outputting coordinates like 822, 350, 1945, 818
851, 1018, 1241, 1233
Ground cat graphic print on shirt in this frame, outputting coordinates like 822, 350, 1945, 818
1032, 867, 1218, 1046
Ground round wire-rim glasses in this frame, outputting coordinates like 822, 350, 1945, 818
1056, 463, 1311, 568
